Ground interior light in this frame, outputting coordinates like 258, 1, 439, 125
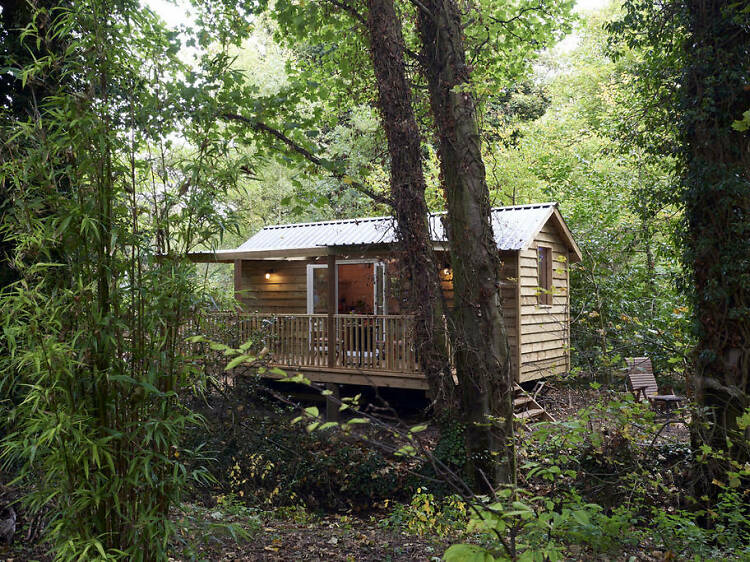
442, 268, 451, 276
265, 269, 274, 280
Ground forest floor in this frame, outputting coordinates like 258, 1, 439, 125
170, 504, 451, 562
1, 379, 694, 562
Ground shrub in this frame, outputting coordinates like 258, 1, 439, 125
381, 488, 468, 538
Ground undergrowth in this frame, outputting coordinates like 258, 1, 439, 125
183, 377, 412, 511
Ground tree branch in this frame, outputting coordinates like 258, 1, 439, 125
324, 0, 367, 25
487, 5, 551, 27
408, 0, 433, 20
221, 112, 392, 206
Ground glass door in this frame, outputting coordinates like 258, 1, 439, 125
307, 264, 331, 314
306, 264, 333, 359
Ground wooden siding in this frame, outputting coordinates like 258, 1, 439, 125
518, 222, 570, 381
437, 251, 519, 380
237, 259, 312, 313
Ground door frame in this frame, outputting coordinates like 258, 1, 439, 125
306, 259, 386, 315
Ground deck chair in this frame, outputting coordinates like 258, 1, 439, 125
625, 357, 685, 414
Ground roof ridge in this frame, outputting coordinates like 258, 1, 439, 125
261, 202, 558, 230
491, 202, 557, 211
261, 215, 393, 230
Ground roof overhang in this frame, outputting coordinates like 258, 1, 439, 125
188, 247, 337, 262
187, 241, 449, 263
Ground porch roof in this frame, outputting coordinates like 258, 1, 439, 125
190, 203, 582, 262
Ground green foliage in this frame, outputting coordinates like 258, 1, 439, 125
607, 0, 750, 475
0, 1, 247, 559
433, 419, 467, 469
482, 6, 691, 379
443, 394, 749, 561
648, 490, 750, 561
448, 489, 636, 561
207, 0, 577, 231
381, 488, 468, 538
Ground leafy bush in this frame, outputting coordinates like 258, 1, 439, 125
649, 489, 750, 560
445, 395, 749, 561
381, 488, 468, 538
446, 487, 638, 562
410, 417, 466, 496
0, 2, 242, 559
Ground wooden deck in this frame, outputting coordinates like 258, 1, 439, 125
187, 312, 426, 388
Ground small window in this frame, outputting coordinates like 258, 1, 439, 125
537, 246, 553, 305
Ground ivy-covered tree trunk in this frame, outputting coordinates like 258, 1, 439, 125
681, 0, 750, 477
364, 0, 454, 406
416, 0, 515, 487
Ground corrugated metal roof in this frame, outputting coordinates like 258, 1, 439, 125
237, 215, 398, 251
236, 203, 558, 253
428, 203, 557, 251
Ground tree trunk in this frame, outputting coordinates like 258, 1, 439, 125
365, 0, 454, 406
682, 0, 750, 481
416, 0, 515, 488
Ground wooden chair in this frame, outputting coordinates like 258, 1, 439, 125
625, 357, 685, 415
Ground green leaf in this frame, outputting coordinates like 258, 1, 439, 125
225, 354, 252, 370
443, 543, 495, 562
731, 110, 750, 131
394, 445, 416, 457
571, 509, 590, 526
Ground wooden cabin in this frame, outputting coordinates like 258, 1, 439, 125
191, 203, 582, 390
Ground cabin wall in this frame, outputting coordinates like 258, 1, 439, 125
438, 250, 519, 379
518, 222, 571, 382
237, 259, 311, 313
500, 252, 520, 380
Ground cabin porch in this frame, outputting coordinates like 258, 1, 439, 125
190, 311, 429, 389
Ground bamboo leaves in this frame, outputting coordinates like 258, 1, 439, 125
0, 0, 248, 559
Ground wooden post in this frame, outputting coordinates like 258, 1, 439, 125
234, 260, 243, 304
325, 383, 340, 422
327, 253, 336, 368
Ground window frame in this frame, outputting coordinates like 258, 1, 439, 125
537, 246, 553, 306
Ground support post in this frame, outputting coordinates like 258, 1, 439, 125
325, 383, 340, 422
233, 260, 243, 304
327, 253, 336, 368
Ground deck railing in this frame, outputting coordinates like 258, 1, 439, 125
186, 312, 420, 374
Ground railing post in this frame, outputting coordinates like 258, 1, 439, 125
327, 253, 336, 368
